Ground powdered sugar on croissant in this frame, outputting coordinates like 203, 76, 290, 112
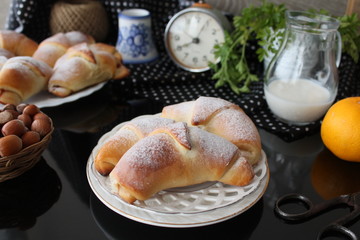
48, 42, 129, 97
95, 117, 176, 175
33, 31, 95, 67
0, 57, 52, 105
161, 96, 261, 165
109, 122, 254, 203
0, 30, 38, 57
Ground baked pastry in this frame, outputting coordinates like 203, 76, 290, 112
0, 48, 15, 59
0, 30, 38, 56
109, 122, 254, 203
95, 117, 175, 175
0, 56, 8, 70
32, 31, 95, 67
48, 42, 129, 97
0, 57, 53, 105
161, 96, 261, 165
0, 48, 13, 70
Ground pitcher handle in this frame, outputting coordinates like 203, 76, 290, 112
335, 31, 342, 67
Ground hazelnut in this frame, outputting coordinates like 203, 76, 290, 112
33, 112, 49, 121
2, 104, 16, 111
0, 135, 23, 157
22, 131, 41, 148
5, 109, 19, 119
23, 104, 40, 116
31, 118, 52, 137
16, 103, 28, 114
2, 119, 27, 137
0, 111, 14, 125
18, 114, 32, 128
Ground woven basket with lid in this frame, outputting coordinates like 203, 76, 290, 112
49, 0, 109, 41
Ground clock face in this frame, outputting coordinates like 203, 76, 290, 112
165, 10, 226, 72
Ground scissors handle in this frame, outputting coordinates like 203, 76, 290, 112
318, 224, 358, 240
274, 193, 315, 221
275, 193, 359, 240
274, 193, 348, 222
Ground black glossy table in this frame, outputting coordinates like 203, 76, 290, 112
0, 82, 359, 240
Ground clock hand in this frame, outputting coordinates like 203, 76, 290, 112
182, 30, 195, 40
196, 20, 210, 38
184, 37, 201, 46
181, 41, 193, 47
180, 36, 202, 48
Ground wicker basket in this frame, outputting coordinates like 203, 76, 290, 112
0, 127, 54, 182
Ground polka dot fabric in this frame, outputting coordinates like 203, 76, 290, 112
6, 0, 360, 142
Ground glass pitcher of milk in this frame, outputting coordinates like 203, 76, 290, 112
264, 10, 342, 125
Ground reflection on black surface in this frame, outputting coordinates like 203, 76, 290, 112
46, 129, 97, 205
311, 148, 360, 200
0, 158, 61, 230
90, 193, 263, 240
259, 129, 324, 207
42, 83, 165, 134
43, 95, 166, 206
42, 84, 129, 134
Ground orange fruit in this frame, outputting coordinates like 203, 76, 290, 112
311, 148, 360, 200
320, 97, 360, 162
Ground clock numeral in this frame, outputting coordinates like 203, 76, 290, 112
193, 57, 198, 64
182, 52, 189, 61
176, 46, 182, 51
212, 29, 217, 35
174, 35, 180, 41
202, 55, 208, 62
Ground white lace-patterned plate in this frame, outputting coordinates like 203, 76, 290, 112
25, 82, 106, 108
87, 114, 269, 227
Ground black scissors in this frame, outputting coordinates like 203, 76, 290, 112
274, 192, 360, 240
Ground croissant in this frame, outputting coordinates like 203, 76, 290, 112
0, 49, 15, 70
48, 42, 129, 97
95, 117, 175, 175
0, 56, 8, 71
161, 96, 262, 165
33, 31, 95, 67
0, 57, 53, 105
109, 122, 254, 203
0, 30, 38, 56
0, 48, 15, 59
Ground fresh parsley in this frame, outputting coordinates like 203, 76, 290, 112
209, 1, 360, 95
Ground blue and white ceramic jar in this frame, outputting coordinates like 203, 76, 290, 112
116, 9, 158, 64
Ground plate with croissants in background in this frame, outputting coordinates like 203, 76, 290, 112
0, 30, 129, 108
87, 97, 270, 227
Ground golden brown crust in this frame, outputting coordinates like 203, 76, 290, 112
109, 123, 254, 203
32, 31, 95, 67
0, 30, 38, 57
95, 128, 140, 175
110, 133, 183, 201
48, 42, 129, 97
0, 57, 53, 105
94, 117, 176, 175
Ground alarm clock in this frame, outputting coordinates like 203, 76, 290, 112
164, 1, 232, 72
